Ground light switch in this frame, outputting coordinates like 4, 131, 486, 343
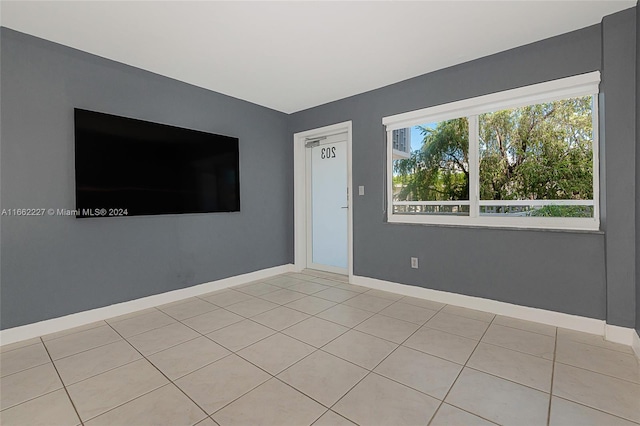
358, 186, 365, 195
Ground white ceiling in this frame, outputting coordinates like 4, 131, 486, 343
1, 1, 635, 113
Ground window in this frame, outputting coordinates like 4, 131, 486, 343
384, 72, 600, 230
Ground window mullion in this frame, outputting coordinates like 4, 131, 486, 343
468, 115, 479, 218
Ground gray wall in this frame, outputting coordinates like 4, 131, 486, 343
290, 17, 637, 324
636, 2, 640, 336
0, 28, 292, 329
602, 9, 637, 329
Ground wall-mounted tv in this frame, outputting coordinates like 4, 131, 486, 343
74, 109, 240, 218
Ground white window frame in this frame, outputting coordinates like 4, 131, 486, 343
383, 72, 600, 231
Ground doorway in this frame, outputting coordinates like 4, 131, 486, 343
294, 122, 352, 278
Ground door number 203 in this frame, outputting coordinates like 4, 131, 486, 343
320, 147, 336, 159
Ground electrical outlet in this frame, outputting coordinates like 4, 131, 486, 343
411, 257, 418, 269
358, 185, 365, 195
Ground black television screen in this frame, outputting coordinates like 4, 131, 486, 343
74, 109, 240, 218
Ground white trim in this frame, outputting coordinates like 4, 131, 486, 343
386, 214, 598, 231
383, 72, 601, 130
469, 115, 479, 219
385, 72, 601, 232
393, 200, 594, 207
351, 275, 604, 334
0, 264, 295, 347
632, 331, 640, 361
604, 324, 638, 347
294, 121, 353, 280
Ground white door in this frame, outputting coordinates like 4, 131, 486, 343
306, 133, 348, 274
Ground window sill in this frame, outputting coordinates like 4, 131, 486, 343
386, 215, 602, 234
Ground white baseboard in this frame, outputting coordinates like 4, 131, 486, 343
632, 330, 640, 360
0, 264, 295, 347
351, 275, 606, 335
604, 324, 638, 347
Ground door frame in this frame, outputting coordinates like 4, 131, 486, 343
293, 121, 353, 281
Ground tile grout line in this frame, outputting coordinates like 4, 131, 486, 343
101, 321, 213, 425
428, 313, 499, 426
552, 395, 640, 425
324, 301, 451, 424
226, 286, 443, 424
7, 274, 636, 426
547, 327, 558, 426
39, 336, 85, 426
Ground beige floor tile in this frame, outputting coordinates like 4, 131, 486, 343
237, 333, 315, 374
259, 288, 307, 305
41, 321, 107, 341
404, 327, 478, 365
309, 277, 344, 287
355, 314, 420, 344
494, 315, 556, 337
0, 337, 42, 353
235, 282, 281, 297
55, 340, 141, 385
182, 309, 244, 334
445, 368, 549, 426
314, 287, 360, 303
108, 310, 176, 338
0, 363, 63, 410
553, 362, 640, 423
250, 306, 310, 331
467, 342, 553, 392
425, 312, 490, 340
331, 283, 369, 293
549, 396, 637, 426
557, 328, 635, 354
66, 359, 168, 421
199, 290, 253, 307
285, 295, 337, 315
342, 293, 395, 312
0, 341, 50, 377
148, 336, 230, 380
158, 298, 218, 321
282, 317, 348, 348
363, 289, 404, 301
378, 302, 437, 325
482, 324, 555, 359
206, 319, 275, 352
265, 276, 307, 288
104, 308, 157, 324
333, 373, 440, 426
85, 384, 207, 426
556, 338, 640, 383
0, 389, 80, 426
286, 281, 330, 295
316, 304, 374, 328
175, 354, 270, 415
224, 298, 279, 318
374, 346, 462, 399
44, 325, 122, 360
277, 351, 368, 406
285, 273, 317, 282
430, 403, 496, 426
127, 322, 200, 356
441, 305, 495, 322
196, 418, 219, 426
400, 296, 446, 311
312, 410, 357, 426
323, 330, 397, 370
212, 378, 325, 426
319, 272, 348, 282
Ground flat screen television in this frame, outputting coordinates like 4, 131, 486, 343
74, 109, 240, 218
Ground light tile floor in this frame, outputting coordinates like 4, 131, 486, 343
1, 269, 639, 425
